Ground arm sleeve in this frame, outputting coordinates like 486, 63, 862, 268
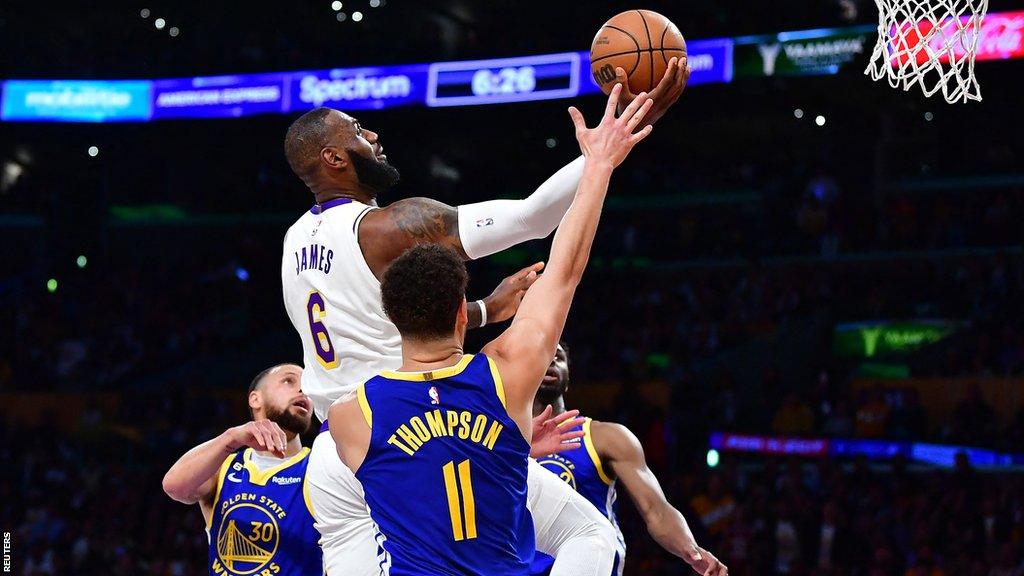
457, 155, 585, 260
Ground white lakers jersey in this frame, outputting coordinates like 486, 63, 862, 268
281, 197, 401, 420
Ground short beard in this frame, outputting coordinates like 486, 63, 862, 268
535, 383, 567, 407
265, 404, 311, 436
348, 148, 400, 197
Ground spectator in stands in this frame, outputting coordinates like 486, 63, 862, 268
951, 384, 997, 444
771, 391, 816, 436
855, 387, 891, 438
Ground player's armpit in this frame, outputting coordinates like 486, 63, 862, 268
328, 392, 372, 473
358, 197, 468, 278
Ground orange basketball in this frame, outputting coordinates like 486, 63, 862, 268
590, 10, 687, 95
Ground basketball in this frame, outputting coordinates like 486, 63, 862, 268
590, 10, 687, 95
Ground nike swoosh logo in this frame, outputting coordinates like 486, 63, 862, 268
227, 473, 242, 483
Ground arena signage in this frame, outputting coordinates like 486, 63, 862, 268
733, 26, 875, 77
2, 10, 1020, 122
1, 80, 152, 122
832, 320, 964, 358
710, 432, 1023, 468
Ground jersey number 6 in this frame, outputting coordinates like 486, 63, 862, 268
307, 291, 339, 370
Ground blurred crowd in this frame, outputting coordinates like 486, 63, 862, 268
5, 388, 1023, 576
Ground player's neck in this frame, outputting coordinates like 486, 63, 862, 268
397, 339, 465, 373
533, 396, 567, 417
312, 184, 374, 206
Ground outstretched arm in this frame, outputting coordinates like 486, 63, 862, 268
162, 420, 287, 505
592, 421, 728, 576
483, 85, 655, 432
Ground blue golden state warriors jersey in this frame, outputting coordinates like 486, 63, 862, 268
355, 354, 534, 575
531, 418, 624, 575
207, 447, 322, 576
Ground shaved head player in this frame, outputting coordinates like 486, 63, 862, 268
280, 60, 691, 575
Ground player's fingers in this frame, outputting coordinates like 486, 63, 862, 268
546, 408, 580, 426
613, 67, 634, 97
653, 57, 678, 96
626, 99, 655, 131
603, 83, 622, 120
561, 417, 585, 430
559, 430, 586, 442
535, 405, 553, 424
628, 124, 654, 146
617, 91, 648, 127
567, 106, 587, 133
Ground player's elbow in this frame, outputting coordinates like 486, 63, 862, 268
161, 473, 196, 504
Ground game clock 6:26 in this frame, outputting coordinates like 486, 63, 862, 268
427, 53, 580, 106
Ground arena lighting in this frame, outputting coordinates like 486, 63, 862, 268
140, 8, 150, 18
47, 278, 58, 293
169, 27, 179, 37
369, 0, 381, 7
76, 255, 88, 269
352, 11, 363, 22
545, 138, 557, 148
924, 111, 934, 121
331, 1, 342, 10
154, 18, 166, 30
706, 449, 720, 468
87, 146, 99, 157
793, 108, 804, 119
815, 115, 826, 126
235, 267, 250, 282
336, 12, 347, 21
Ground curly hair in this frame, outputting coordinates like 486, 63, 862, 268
381, 245, 468, 341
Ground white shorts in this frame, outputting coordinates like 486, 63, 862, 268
307, 430, 618, 575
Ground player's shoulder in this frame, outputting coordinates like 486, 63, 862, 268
589, 420, 642, 457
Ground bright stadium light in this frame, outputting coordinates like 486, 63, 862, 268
76, 255, 88, 269
706, 449, 720, 468
815, 115, 826, 126
336, 12, 347, 21
794, 108, 804, 119
352, 11, 363, 21
169, 27, 180, 37
140, 8, 151, 18
924, 111, 934, 122
331, 1, 342, 10
369, 0, 381, 7
545, 138, 557, 149
47, 278, 58, 293
87, 146, 99, 157
236, 267, 250, 282
154, 18, 166, 30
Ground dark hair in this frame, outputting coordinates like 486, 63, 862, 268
284, 107, 333, 180
381, 245, 468, 341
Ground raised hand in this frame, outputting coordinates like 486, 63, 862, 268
614, 56, 691, 130
529, 406, 586, 458
482, 261, 545, 324
568, 83, 655, 168
225, 420, 288, 458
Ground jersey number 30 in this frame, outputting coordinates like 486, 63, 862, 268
307, 291, 339, 370
442, 460, 477, 541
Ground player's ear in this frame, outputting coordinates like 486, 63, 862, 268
321, 146, 348, 170
248, 390, 263, 414
456, 299, 468, 332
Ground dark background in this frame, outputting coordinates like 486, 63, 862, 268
2, 1, 1023, 575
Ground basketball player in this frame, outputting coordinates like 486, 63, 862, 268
162, 364, 321, 576
281, 58, 690, 575
531, 344, 728, 576
330, 84, 654, 574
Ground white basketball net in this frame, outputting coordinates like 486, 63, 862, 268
865, 0, 989, 103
